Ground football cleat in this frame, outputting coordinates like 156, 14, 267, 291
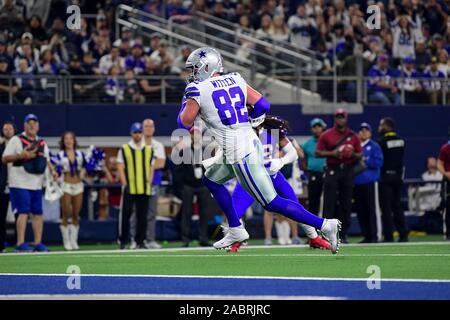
320, 219, 342, 254
214, 225, 249, 250
227, 242, 242, 252
309, 236, 331, 250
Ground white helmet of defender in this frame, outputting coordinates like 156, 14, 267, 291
249, 114, 266, 128
185, 47, 224, 82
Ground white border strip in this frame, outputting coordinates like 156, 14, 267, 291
1, 273, 449, 283
0, 241, 449, 257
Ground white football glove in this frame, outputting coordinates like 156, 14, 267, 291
264, 158, 285, 174
202, 148, 223, 170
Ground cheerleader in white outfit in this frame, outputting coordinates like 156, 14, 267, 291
57, 131, 86, 250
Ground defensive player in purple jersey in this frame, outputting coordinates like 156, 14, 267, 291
225, 113, 331, 252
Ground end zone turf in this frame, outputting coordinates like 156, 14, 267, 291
0, 242, 449, 299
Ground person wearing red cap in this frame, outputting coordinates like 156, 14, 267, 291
316, 108, 363, 243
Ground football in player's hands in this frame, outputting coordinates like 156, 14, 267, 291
246, 104, 254, 116
338, 144, 354, 159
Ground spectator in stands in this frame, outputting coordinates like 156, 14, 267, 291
28, 15, 47, 44
15, 58, 38, 104
437, 49, 450, 76
172, 45, 191, 74
367, 54, 401, 105
255, 14, 273, 70
166, 0, 189, 19
99, 46, 125, 75
287, 3, 317, 49
398, 56, 425, 104
316, 109, 363, 243
173, 127, 211, 247
50, 17, 70, 42
24, 1, 50, 26
0, 121, 16, 253
124, 69, 144, 104
2, 114, 57, 252
378, 117, 408, 242
139, 59, 164, 103
354, 122, 383, 244
57, 131, 87, 251
415, 39, 431, 73
269, 15, 289, 44
48, 33, 69, 64
235, 15, 254, 61
149, 40, 173, 75
391, 15, 423, 62
302, 118, 326, 216
0, 0, 25, 39
422, 56, 446, 105
147, 32, 161, 56
421, 0, 448, 36
104, 65, 124, 103
117, 122, 153, 249
256, 14, 272, 40
37, 48, 63, 103
82, 52, 98, 75
14, 42, 38, 72
0, 57, 17, 103
125, 43, 146, 75
437, 127, 450, 241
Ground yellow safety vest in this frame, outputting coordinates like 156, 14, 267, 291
122, 143, 153, 195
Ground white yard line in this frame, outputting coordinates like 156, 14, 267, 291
0, 293, 343, 300
0, 241, 449, 257
1, 273, 450, 283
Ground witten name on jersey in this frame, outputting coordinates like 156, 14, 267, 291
183, 72, 259, 164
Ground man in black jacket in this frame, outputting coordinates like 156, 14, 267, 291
173, 127, 212, 247
378, 117, 408, 242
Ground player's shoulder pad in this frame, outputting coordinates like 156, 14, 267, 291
184, 83, 201, 99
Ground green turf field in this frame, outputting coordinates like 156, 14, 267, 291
1, 238, 449, 280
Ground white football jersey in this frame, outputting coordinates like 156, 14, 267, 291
183, 72, 258, 164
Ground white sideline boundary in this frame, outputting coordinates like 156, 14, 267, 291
0, 241, 449, 257
0, 293, 344, 300
1, 273, 450, 283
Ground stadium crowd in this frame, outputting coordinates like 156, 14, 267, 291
1, 0, 450, 104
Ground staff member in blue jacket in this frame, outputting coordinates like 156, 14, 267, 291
354, 123, 384, 243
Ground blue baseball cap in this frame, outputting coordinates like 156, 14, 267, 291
24, 114, 39, 123
359, 122, 372, 131
403, 56, 414, 64
130, 122, 143, 133
310, 118, 326, 128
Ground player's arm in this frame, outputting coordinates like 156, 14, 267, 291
247, 85, 270, 118
265, 137, 299, 172
178, 98, 199, 130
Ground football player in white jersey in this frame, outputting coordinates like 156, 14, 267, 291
178, 47, 341, 254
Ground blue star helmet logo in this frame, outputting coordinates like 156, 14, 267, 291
198, 50, 207, 58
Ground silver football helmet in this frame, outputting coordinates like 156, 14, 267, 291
185, 47, 224, 82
